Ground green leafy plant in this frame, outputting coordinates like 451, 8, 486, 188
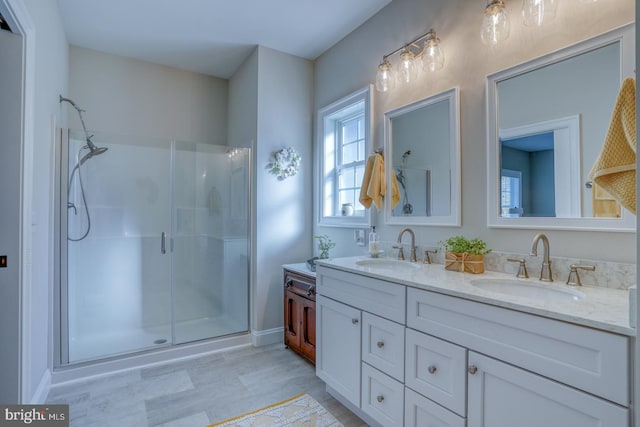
439, 236, 491, 255
314, 235, 336, 259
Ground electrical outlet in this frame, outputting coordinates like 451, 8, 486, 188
354, 229, 365, 246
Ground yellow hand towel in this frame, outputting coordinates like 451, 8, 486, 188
588, 77, 636, 214
359, 153, 401, 211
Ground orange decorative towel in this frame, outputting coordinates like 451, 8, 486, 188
589, 77, 636, 214
359, 153, 400, 211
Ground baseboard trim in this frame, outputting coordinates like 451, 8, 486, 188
29, 369, 51, 404
51, 333, 251, 386
251, 327, 284, 347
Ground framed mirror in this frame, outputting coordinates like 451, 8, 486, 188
384, 87, 461, 226
487, 24, 635, 231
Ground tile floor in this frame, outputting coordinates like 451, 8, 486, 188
46, 344, 368, 427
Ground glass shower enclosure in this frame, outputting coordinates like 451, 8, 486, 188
58, 129, 250, 364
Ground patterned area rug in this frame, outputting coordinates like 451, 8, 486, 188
207, 393, 344, 427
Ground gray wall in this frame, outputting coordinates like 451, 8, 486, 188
314, 0, 635, 262
228, 46, 314, 341
68, 45, 228, 143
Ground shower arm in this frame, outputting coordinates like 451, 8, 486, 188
59, 95, 97, 151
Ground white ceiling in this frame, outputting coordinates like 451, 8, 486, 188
57, 0, 392, 79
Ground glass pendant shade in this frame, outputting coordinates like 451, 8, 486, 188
522, 0, 558, 26
375, 59, 396, 92
481, 0, 510, 45
422, 31, 445, 72
398, 49, 417, 84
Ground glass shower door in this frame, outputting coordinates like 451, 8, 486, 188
172, 142, 250, 344
65, 131, 173, 363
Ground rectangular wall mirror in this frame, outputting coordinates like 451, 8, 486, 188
486, 24, 635, 231
384, 87, 461, 226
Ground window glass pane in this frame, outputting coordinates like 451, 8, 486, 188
342, 142, 358, 165
342, 120, 358, 144
355, 164, 365, 186
338, 189, 357, 208
338, 167, 356, 189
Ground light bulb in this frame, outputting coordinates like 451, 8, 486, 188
522, 0, 558, 26
375, 59, 396, 92
481, 0, 510, 46
422, 30, 445, 72
398, 49, 417, 84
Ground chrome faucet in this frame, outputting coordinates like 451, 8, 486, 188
530, 233, 552, 282
394, 227, 417, 262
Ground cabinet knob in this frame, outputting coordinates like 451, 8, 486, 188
468, 365, 478, 375
377, 341, 385, 348
376, 395, 384, 403
352, 318, 359, 325
427, 365, 437, 374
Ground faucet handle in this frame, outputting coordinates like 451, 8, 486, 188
392, 244, 405, 261
507, 258, 529, 279
566, 264, 596, 286
423, 249, 438, 264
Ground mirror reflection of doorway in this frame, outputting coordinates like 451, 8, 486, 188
499, 115, 581, 218
501, 132, 555, 217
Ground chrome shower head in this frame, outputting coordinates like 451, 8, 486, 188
79, 145, 108, 166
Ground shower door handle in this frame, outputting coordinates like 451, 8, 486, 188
161, 232, 166, 254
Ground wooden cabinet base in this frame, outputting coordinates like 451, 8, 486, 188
283, 268, 316, 364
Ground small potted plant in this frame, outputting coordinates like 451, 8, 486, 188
439, 235, 491, 274
314, 235, 336, 259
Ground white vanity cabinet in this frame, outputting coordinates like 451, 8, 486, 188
316, 264, 631, 427
316, 266, 406, 427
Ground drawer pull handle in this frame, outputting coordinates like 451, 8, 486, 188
377, 341, 385, 348
285, 280, 292, 288
376, 395, 384, 403
307, 286, 316, 296
427, 365, 437, 374
352, 318, 359, 325
468, 365, 478, 375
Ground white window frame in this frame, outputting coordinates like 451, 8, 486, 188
316, 85, 372, 228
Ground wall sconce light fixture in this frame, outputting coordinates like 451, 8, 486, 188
480, 0, 510, 46
522, 0, 558, 26
375, 29, 445, 92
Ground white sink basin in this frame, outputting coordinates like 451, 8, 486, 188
355, 258, 420, 271
471, 279, 585, 302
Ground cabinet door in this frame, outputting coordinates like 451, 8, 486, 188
467, 352, 628, 427
316, 295, 361, 407
299, 296, 316, 362
284, 289, 301, 349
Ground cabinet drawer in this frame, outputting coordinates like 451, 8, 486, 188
407, 287, 629, 406
405, 328, 467, 416
284, 269, 316, 300
362, 363, 404, 427
405, 387, 466, 427
317, 266, 406, 323
362, 312, 405, 382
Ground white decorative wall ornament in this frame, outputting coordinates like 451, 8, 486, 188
268, 147, 301, 180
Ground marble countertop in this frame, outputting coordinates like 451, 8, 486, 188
316, 256, 635, 336
283, 262, 317, 278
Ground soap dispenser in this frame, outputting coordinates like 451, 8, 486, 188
368, 226, 379, 256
